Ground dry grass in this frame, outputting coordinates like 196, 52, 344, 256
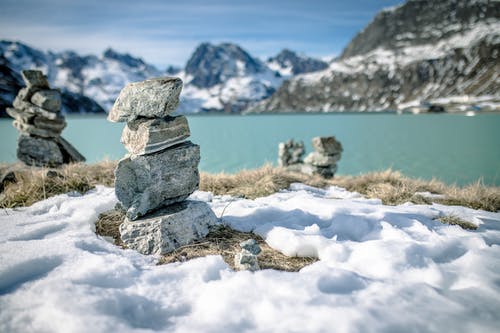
436, 215, 478, 230
159, 225, 318, 271
94, 209, 317, 271
330, 169, 500, 212
0, 161, 116, 208
2, 163, 499, 213
95, 209, 126, 247
200, 164, 327, 199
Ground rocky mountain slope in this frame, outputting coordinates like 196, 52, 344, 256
267, 49, 328, 76
250, 0, 500, 113
1, 41, 328, 116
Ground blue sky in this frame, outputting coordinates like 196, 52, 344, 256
0, 0, 403, 69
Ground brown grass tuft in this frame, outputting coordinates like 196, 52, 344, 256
95, 209, 126, 247
200, 164, 327, 199
436, 215, 478, 230
0, 161, 116, 208
330, 169, 500, 212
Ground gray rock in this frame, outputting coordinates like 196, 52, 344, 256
239, 239, 261, 255
121, 115, 190, 155
108, 77, 183, 122
56, 136, 86, 163
13, 99, 59, 120
312, 136, 343, 156
300, 164, 337, 179
13, 120, 60, 138
33, 115, 67, 132
17, 135, 63, 167
303, 152, 340, 167
16, 87, 38, 102
119, 200, 219, 255
6, 107, 35, 123
21, 70, 50, 89
31, 89, 61, 112
115, 141, 200, 220
234, 249, 260, 271
0, 170, 17, 193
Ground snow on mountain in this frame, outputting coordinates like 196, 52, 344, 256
266, 49, 329, 77
1, 184, 500, 332
2, 41, 311, 115
177, 43, 283, 113
250, 0, 500, 113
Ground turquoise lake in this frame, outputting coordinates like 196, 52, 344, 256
1, 113, 499, 186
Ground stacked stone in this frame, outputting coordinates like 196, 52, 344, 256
108, 77, 218, 255
303, 136, 343, 178
7, 70, 85, 167
278, 139, 305, 167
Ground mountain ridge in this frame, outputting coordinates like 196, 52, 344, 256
249, 0, 500, 113
0, 41, 328, 116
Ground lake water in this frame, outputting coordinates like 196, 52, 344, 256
1, 113, 499, 186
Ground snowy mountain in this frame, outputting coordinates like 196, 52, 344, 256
249, 0, 500, 113
2, 41, 328, 115
0, 41, 166, 116
266, 49, 328, 77
177, 42, 283, 113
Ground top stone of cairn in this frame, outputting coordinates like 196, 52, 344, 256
108, 77, 183, 122
21, 70, 50, 89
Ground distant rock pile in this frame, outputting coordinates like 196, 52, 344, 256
109, 77, 218, 255
279, 136, 342, 179
7, 70, 85, 167
278, 139, 305, 167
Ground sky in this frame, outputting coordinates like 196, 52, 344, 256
0, 0, 403, 69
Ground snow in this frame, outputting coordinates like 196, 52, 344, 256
1, 184, 500, 332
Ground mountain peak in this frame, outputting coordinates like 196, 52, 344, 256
267, 48, 328, 76
103, 48, 145, 68
185, 42, 267, 88
341, 0, 499, 59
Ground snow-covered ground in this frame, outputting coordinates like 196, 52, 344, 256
1, 184, 499, 333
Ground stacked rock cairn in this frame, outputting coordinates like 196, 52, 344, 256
278, 139, 305, 167
279, 136, 342, 179
7, 70, 85, 167
108, 77, 218, 255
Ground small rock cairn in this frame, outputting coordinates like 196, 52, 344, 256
108, 77, 218, 255
234, 239, 261, 271
7, 70, 85, 167
278, 139, 305, 167
279, 136, 343, 179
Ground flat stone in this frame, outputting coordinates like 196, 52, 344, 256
108, 77, 183, 122
239, 239, 261, 255
21, 70, 50, 89
121, 115, 190, 155
119, 200, 219, 255
6, 107, 35, 123
115, 141, 200, 220
16, 87, 38, 102
13, 99, 59, 120
304, 152, 340, 167
13, 120, 61, 138
33, 115, 66, 132
31, 89, 61, 112
17, 135, 63, 167
56, 136, 86, 163
312, 136, 343, 156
